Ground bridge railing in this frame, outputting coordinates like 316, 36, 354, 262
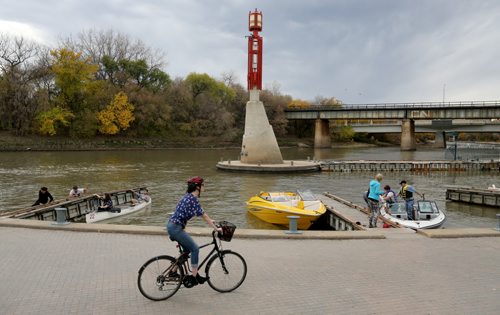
285, 100, 500, 111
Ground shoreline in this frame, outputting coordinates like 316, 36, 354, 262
0, 133, 382, 152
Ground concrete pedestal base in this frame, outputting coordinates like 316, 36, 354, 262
216, 160, 320, 173
240, 90, 283, 164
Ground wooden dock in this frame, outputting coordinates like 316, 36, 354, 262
446, 186, 500, 208
318, 193, 400, 229
320, 160, 500, 172
0, 187, 147, 221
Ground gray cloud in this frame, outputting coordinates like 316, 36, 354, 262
1, 0, 500, 103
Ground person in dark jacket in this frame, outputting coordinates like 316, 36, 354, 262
32, 187, 54, 206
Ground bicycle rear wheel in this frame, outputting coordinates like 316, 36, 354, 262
137, 255, 184, 301
206, 250, 247, 293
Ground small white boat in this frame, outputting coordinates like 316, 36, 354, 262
86, 198, 152, 223
379, 200, 446, 229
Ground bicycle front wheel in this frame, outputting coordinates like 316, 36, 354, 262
206, 250, 247, 293
137, 255, 184, 301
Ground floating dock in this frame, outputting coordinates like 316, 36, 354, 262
320, 160, 500, 172
0, 188, 146, 221
318, 193, 400, 230
446, 186, 500, 207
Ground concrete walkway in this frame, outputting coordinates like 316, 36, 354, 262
0, 221, 499, 314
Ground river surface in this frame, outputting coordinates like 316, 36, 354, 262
0, 146, 498, 229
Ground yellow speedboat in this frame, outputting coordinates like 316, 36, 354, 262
246, 190, 327, 230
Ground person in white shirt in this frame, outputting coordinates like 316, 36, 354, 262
68, 186, 87, 198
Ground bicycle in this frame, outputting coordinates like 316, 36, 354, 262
137, 221, 247, 301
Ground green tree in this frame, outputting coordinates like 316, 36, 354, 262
50, 48, 98, 112
0, 35, 49, 134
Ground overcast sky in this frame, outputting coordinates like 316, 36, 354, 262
2, 0, 500, 104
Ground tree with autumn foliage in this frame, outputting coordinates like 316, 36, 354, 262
97, 92, 134, 135
36, 106, 74, 136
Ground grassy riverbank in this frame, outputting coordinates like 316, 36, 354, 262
0, 132, 381, 151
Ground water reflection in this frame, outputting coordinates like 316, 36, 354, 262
0, 147, 497, 229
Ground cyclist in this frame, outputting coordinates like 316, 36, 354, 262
166, 176, 221, 285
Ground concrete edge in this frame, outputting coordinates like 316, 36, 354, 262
417, 228, 500, 238
3, 218, 498, 239
0, 218, 385, 240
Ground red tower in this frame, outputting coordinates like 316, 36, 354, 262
247, 9, 263, 91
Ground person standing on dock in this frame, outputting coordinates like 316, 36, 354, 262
32, 187, 54, 206
398, 180, 424, 220
367, 173, 384, 228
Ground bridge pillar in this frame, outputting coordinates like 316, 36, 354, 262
314, 119, 331, 148
434, 131, 447, 148
401, 119, 416, 151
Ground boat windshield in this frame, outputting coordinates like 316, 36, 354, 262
389, 202, 406, 214
297, 190, 316, 201
417, 201, 438, 213
269, 193, 291, 202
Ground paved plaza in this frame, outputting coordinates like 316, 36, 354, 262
0, 226, 499, 315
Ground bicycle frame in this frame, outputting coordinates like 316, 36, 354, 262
174, 231, 223, 274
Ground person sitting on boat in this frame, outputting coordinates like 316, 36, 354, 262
127, 189, 151, 205
397, 180, 423, 221
68, 186, 88, 198
135, 189, 151, 202
367, 173, 385, 228
382, 185, 397, 205
166, 176, 222, 285
32, 187, 54, 206
94, 193, 121, 213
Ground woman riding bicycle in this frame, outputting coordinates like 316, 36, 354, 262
166, 176, 220, 285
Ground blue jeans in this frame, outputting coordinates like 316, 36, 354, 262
405, 199, 414, 220
166, 222, 200, 268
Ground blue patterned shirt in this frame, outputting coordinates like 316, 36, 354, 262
169, 193, 204, 228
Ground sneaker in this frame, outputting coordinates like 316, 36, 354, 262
195, 274, 209, 284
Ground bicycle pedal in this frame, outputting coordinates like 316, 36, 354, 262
196, 274, 209, 284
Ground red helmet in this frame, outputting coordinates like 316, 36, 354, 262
187, 176, 204, 186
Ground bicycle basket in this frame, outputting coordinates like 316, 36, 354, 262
218, 221, 236, 242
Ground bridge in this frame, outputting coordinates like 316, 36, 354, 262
284, 101, 500, 150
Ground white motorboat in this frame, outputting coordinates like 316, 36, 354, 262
86, 198, 152, 223
379, 199, 446, 229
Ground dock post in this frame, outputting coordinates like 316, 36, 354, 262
52, 207, 70, 225
285, 215, 302, 234
496, 214, 500, 231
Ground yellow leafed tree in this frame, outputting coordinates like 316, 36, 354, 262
37, 107, 75, 136
98, 92, 135, 135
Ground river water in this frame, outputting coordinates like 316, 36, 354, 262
0, 146, 498, 229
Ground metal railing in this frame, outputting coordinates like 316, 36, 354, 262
285, 100, 500, 111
